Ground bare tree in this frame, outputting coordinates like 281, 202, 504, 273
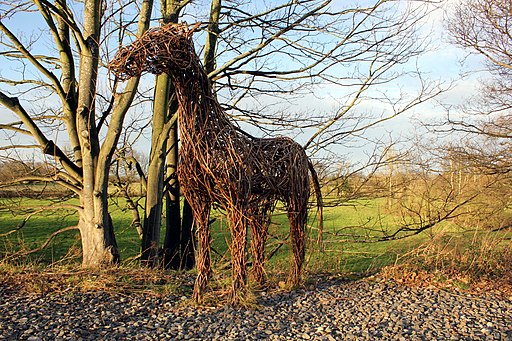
442, 0, 512, 212
389, 138, 511, 238
0, 0, 154, 266
447, 0, 512, 140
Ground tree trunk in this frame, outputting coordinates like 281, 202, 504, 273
141, 72, 170, 266
141, 1, 182, 266
161, 0, 220, 270
164, 118, 181, 268
163, 115, 195, 270
79, 193, 119, 266
75, 0, 118, 266
204, 0, 221, 75
180, 199, 195, 270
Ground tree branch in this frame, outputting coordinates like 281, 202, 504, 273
0, 21, 68, 104
0, 91, 82, 181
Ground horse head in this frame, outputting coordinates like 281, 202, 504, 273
108, 22, 200, 80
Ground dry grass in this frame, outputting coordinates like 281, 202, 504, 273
0, 257, 328, 308
378, 229, 512, 296
2, 231, 510, 304
0, 264, 195, 297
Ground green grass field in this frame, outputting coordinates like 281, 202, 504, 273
0, 196, 509, 280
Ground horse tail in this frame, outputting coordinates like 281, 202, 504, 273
307, 158, 324, 251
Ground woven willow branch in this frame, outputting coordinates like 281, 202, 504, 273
109, 23, 322, 303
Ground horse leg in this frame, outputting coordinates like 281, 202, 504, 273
287, 199, 307, 287
249, 201, 273, 285
249, 217, 267, 285
227, 206, 248, 303
191, 200, 211, 303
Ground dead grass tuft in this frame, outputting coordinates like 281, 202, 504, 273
0, 264, 195, 297
377, 230, 512, 296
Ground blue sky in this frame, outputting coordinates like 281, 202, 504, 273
0, 0, 488, 167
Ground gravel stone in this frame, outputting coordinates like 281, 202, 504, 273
1, 278, 511, 340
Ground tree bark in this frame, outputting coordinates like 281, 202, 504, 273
163, 121, 181, 268
204, 0, 221, 75
141, 73, 171, 266
79, 201, 120, 266
180, 199, 195, 270
141, 0, 182, 267
74, 0, 153, 266
74, 0, 119, 266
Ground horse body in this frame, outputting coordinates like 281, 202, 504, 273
109, 23, 321, 303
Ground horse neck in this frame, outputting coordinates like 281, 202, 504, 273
171, 68, 230, 144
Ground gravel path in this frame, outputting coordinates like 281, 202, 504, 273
1, 278, 511, 340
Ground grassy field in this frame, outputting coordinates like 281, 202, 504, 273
0, 196, 510, 282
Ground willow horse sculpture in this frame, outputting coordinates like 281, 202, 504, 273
109, 23, 323, 303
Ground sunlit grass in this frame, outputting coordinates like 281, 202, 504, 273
1, 196, 509, 281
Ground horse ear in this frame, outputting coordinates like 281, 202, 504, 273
188, 22, 201, 36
